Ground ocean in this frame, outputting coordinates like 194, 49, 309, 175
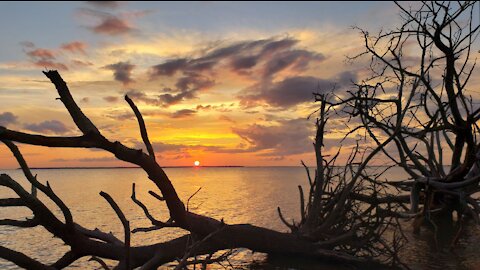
1, 167, 479, 269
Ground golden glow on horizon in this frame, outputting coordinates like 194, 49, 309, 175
194, 160, 200, 166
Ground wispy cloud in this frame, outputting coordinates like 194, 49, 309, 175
170, 109, 197, 118
61, 41, 88, 54
22, 42, 69, 70
76, 7, 149, 36
85, 1, 122, 9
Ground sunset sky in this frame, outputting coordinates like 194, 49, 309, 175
0, 2, 413, 168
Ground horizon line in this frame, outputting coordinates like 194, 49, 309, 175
0, 164, 438, 170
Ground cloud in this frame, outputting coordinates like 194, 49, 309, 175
103, 96, 119, 103
151, 58, 188, 76
61, 41, 87, 54
105, 110, 135, 121
24, 120, 71, 134
51, 156, 117, 162
148, 142, 185, 153
133, 118, 315, 157
34, 60, 68, 70
196, 104, 233, 112
19, 41, 35, 48
22, 43, 68, 70
150, 37, 322, 80
124, 89, 160, 106
147, 37, 325, 107
123, 74, 214, 107
85, 1, 121, 9
76, 8, 145, 36
93, 16, 133, 35
239, 71, 357, 108
231, 118, 314, 156
262, 49, 324, 78
157, 73, 215, 106
169, 153, 192, 160
0, 112, 18, 126
26, 48, 55, 59
71, 59, 93, 67
219, 115, 236, 123
104, 61, 135, 85
170, 109, 196, 118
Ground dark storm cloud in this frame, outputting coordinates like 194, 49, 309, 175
104, 61, 135, 85
24, 120, 71, 134
0, 112, 18, 126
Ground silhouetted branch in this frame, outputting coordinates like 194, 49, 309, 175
74, 224, 123, 245
125, 95, 155, 160
0, 246, 53, 270
51, 251, 80, 269
131, 183, 176, 229
42, 70, 100, 135
148, 190, 165, 201
0, 198, 25, 207
2, 140, 73, 228
187, 187, 202, 212
100, 191, 131, 270
88, 256, 111, 270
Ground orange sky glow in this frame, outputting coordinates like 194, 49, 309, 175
1, 2, 476, 169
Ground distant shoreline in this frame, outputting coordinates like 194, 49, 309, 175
6, 165, 447, 170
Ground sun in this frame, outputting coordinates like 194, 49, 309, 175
194, 160, 200, 166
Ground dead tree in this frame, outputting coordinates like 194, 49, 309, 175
0, 70, 406, 269
332, 1, 480, 248
278, 94, 408, 266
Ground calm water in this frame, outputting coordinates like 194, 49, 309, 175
0, 167, 479, 269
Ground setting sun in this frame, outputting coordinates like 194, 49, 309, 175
194, 160, 200, 166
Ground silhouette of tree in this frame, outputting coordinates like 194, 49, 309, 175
323, 1, 480, 248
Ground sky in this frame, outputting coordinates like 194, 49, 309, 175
0, 1, 412, 168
